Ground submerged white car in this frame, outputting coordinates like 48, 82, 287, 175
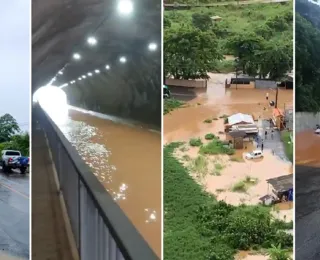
245, 150, 263, 159
315, 128, 320, 134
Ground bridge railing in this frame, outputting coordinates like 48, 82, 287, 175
36, 105, 158, 260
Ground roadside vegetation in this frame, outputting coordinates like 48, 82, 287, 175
164, 3, 293, 79
164, 143, 293, 260
164, 98, 185, 114
281, 130, 293, 162
296, 0, 320, 112
0, 114, 29, 155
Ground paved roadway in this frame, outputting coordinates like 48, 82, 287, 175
0, 169, 29, 259
296, 165, 320, 260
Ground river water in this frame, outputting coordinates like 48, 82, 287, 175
49, 106, 161, 257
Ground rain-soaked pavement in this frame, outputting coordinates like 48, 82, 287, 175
296, 130, 320, 260
0, 170, 29, 259
47, 106, 161, 257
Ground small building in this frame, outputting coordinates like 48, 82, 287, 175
272, 108, 285, 130
228, 130, 246, 149
226, 113, 258, 133
267, 175, 293, 201
211, 15, 222, 22
228, 113, 254, 126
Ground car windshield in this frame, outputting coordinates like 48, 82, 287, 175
5, 151, 20, 156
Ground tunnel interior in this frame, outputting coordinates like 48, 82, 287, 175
32, 0, 161, 128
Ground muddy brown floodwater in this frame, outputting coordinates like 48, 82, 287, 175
165, 72, 293, 213
165, 73, 293, 143
296, 130, 320, 167
51, 108, 161, 257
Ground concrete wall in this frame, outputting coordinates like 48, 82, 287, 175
63, 62, 161, 128
165, 78, 207, 88
229, 82, 255, 89
296, 112, 320, 133
255, 80, 277, 89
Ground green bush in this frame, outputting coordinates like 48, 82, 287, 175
189, 138, 203, 147
164, 98, 184, 115
204, 118, 213, 123
205, 133, 215, 140
200, 139, 234, 155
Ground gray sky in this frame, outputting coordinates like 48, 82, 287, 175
0, 1, 30, 132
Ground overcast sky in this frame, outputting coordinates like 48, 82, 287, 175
0, 1, 30, 132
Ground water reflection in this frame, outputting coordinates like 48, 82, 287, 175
44, 108, 160, 256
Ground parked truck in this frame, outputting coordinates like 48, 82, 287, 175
1, 150, 29, 174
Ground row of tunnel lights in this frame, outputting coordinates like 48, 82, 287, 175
59, 41, 157, 88
56, 0, 158, 88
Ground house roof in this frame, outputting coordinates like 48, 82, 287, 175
228, 113, 254, 125
228, 130, 247, 138
267, 175, 293, 192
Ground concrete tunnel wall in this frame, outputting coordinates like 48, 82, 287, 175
63, 62, 161, 127
32, 0, 161, 129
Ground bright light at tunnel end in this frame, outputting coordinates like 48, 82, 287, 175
117, 0, 133, 15
148, 43, 157, 51
119, 56, 127, 63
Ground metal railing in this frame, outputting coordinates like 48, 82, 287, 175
35, 105, 158, 260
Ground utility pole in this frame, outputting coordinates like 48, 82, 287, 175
275, 87, 279, 108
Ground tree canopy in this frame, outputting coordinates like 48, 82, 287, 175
164, 4, 293, 80
296, 0, 320, 112
164, 26, 222, 79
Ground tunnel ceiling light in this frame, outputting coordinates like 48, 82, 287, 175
119, 56, 127, 63
118, 0, 133, 15
95, 69, 100, 74
82, 75, 87, 79
58, 71, 63, 75
78, 77, 82, 80
88, 72, 93, 76
148, 42, 157, 51
87, 36, 97, 46
106, 65, 110, 70
73, 53, 81, 60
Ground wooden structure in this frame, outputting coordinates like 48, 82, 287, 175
228, 130, 246, 149
272, 108, 285, 130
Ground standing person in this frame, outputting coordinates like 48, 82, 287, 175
261, 142, 264, 152
265, 130, 268, 139
266, 92, 269, 101
271, 129, 274, 140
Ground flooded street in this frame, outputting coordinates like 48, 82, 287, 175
50, 107, 161, 257
296, 130, 320, 167
165, 73, 293, 143
165, 73, 292, 210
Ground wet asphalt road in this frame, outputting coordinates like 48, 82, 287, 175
296, 165, 320, 260
0, 169, 29, 259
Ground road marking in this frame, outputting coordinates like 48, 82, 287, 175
0, 182, 29, 199
296, 159, 318, 165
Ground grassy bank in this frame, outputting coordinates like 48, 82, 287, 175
164, 98, 185, 115
164, 143, 293, 260
281, 130, 293, 162
165, 3, 292, 54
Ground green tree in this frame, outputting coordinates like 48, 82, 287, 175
268, 244, 291, 260
164, 26, 223, 79
0, 114, 20, 143
227, 33, 264, 76
192, 13, 212, 31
